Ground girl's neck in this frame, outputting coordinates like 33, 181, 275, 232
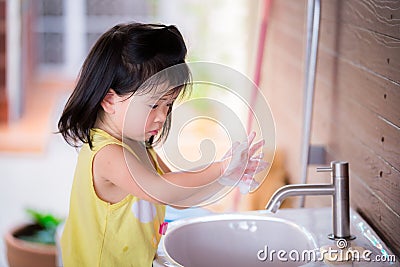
94, 118, 123, 142
94, 118, 148, 146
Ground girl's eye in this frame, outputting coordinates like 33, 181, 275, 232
149, 102, 173, 109
150, 104, 158, 109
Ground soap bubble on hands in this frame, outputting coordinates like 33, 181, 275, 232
218, 131, 269, 194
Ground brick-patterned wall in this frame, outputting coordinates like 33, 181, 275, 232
261, 0, 400, 256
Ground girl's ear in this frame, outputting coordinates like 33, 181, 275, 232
101, 89, 117, 114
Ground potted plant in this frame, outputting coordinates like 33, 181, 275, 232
4, 208, 62, 267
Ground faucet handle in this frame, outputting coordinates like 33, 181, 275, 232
317, 161, 349, 178
316, 166, 332, 172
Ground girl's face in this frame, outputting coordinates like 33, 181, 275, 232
123, 89, 178, 142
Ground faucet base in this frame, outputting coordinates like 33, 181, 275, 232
328, 233, 356, 241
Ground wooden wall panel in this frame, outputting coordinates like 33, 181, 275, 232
319, 19, 400, 89
269, 0, 305, 39
317, 49, 400, 128
318, 72, 400, 171
260, 0, 400, 256
322, 0, 400, 39
351, 174, 400, 256
327, 100, 400, 214
261, 0, 306, 184
317, 0, 400, 255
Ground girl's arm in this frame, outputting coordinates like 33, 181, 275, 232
93, 143, 226, 206
155, 153, 226, 208
93, 133, 266, 206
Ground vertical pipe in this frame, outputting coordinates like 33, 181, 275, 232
331, 161, 351, 239
299, 0, 321, 208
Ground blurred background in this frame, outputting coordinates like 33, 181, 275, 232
0, 0, 266, 265
1, 0, 399, 264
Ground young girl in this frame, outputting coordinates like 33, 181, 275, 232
58, 22, 267, 266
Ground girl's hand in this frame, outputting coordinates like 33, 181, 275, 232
218, 132, 269, 193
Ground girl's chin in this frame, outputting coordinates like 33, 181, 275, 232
123, 132, 155, 143
122, 134, 146, 142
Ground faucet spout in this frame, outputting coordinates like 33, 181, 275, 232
265, 184, 334, 213
265, 161, 355, 240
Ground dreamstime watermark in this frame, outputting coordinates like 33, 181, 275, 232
257, 238, 397, 263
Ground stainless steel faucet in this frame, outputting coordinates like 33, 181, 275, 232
265, 161, 355, 240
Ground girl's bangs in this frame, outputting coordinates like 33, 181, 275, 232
135, 63, 192, 99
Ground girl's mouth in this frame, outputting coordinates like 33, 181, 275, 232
148, 130, 159, 136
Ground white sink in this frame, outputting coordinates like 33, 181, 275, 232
161, 213, 317, 267
155, 208, 398, 267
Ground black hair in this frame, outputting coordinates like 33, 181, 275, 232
58, 22, 191, 148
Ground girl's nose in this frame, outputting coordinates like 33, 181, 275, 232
154, 106, 168, 123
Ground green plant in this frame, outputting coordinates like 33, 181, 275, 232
16, 208, 62, 245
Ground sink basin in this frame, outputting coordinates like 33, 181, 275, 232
155, 208, 398, 266
162, 213, 317, 267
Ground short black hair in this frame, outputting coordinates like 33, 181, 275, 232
58, 22, 191, 148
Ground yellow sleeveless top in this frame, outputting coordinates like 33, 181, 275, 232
60, 128, 166, 267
